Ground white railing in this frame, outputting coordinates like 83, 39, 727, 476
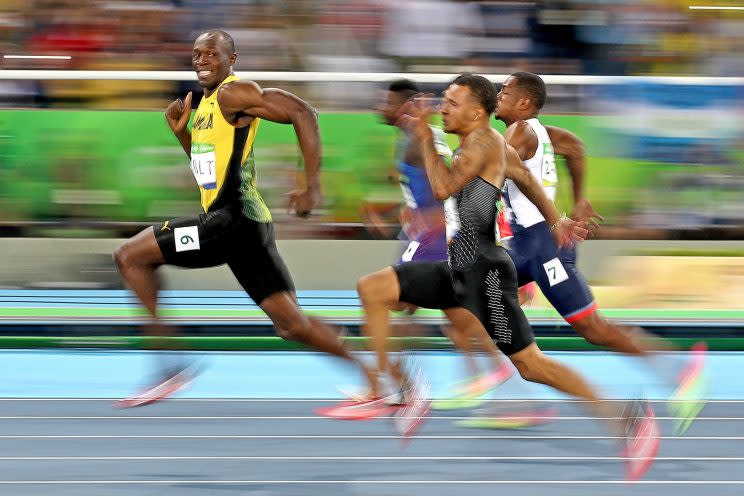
0, 70, 742, 85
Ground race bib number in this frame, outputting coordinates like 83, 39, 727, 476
541, 142, 558, 187
401, 241, 420, 262
190, 142, 217, 190
174, 226, 200, 252
400, 182, 418, 209
443, 197, 461, 243
543, 257, 569, 287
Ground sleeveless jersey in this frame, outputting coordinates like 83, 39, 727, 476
190, 74, 270, 221
445, 174, 503, 270
504, 118, 557, 228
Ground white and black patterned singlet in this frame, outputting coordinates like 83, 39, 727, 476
445, 176, 503, 270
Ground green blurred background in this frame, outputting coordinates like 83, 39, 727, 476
0, 110, 639, 228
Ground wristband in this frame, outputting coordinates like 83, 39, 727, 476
549, 213, 568, 232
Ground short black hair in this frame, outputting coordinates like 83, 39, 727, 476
451, 73, 498, 115
199, 29, 236, 54
388, 79, 419, 100
510, 72, 546, 110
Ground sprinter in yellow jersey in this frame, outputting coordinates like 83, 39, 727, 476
113, 30, 375, 406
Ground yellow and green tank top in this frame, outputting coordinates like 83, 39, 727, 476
189, 74, 272, 222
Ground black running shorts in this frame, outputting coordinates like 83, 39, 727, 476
154, 207, 294, 305
393, 247, 534, 356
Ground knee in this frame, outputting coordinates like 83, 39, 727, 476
113, 243, 131, 273
514, 360, 541, 383
113, 233, 162, 275
275, 326, 293, 341
357, 269, 396, 306
356, 274, 377, 304
512, 356, 550, 384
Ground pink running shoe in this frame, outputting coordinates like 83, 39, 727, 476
623, 400, 661, 481
394, 368, 432, 441
671, 341, 708, 435
456, 362, 514, 398
115, 367, 195, 409
315, 396, 398, 420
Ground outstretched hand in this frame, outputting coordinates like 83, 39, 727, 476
550, 215, 589, 249
395, 93, 436, 143
572, 198, 604, 238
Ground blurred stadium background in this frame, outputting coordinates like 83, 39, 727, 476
0, 0, 742, 330
0, 6, 739, 492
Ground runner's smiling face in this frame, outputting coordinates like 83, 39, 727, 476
192, 33, 236, 91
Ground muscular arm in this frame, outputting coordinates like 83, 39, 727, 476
504, 145, 561, 228
545, 125, 585, 205
504, 120, 538, 161
419, 127, 490, 201
218, 81, 321, 191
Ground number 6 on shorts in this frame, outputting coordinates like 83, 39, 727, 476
174, 226, 201, 252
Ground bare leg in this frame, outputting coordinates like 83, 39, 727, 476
113, 227, 190, 405
572, 312, 676, 356
441, 323, 481, 377
260, 292, 377, 388
356, 267, 407, 394
470, 324, 506, 371
509, 343, 625, 434
113, 227, 174, 348
572, 311, 688, 388
114, 227, 164, 319
445, 308, 506, 373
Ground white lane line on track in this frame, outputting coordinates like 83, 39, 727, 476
0, 416, 739, 420
0, 456, 741, 461
0, 480, 743, 485
0, 434, 741, 440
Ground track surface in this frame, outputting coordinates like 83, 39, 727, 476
0, 349, 739, 495
0, 399, 742, 496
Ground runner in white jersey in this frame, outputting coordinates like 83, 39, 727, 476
494, 72, 707, 435
505, 118, 558, 228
